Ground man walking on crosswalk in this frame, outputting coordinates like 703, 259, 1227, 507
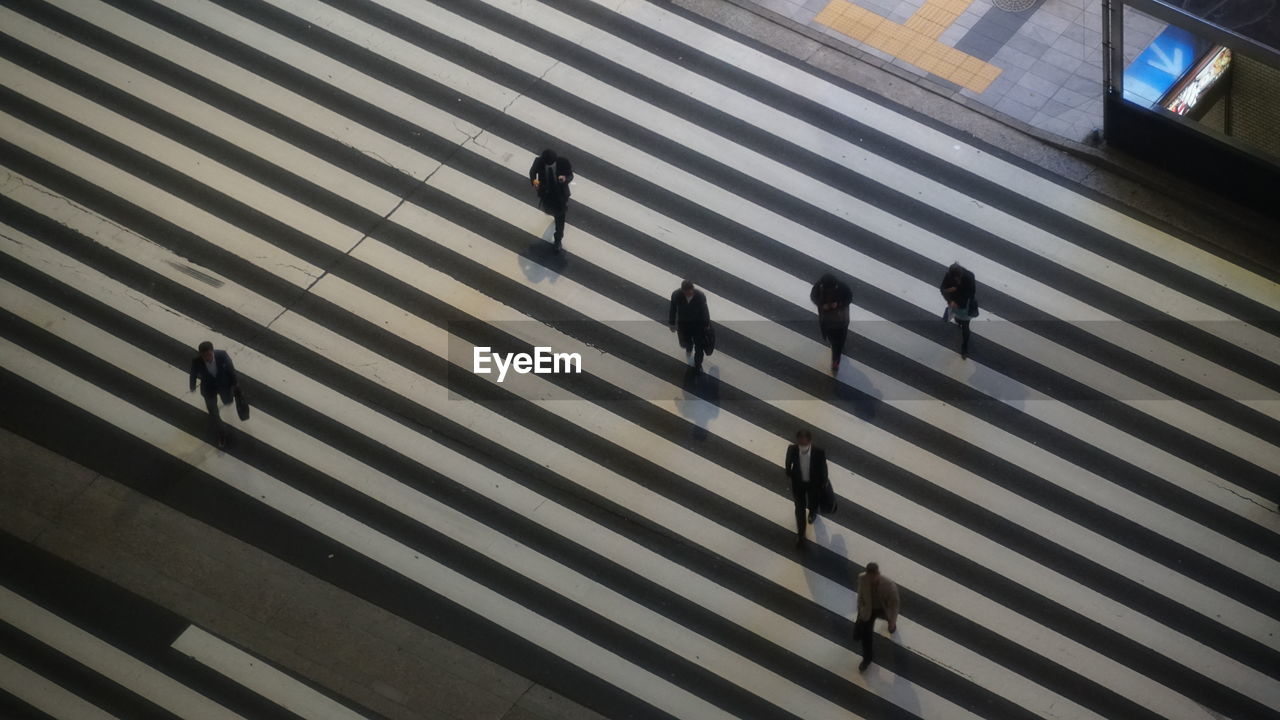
784, 429, 829, 547
669, 280, 711, 371
811, 272, 854, 372
529, 148, 574, 252
855, 562, 900, 671
188, 341, 239, 448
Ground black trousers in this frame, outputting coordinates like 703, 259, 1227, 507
203, 386, 233, 441
790, 480, 820, 535
543, 199, 568, 243
855, 608, 887, 662
677, 323, 707, 366
825, 326, 848, 365
957, 319, 970, 353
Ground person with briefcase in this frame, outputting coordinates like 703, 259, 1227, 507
668, 279, 711, 372
188, 341, 245, 448
784, 429, 837, 548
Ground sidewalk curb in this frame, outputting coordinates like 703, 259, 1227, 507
678, 0, 1280, 275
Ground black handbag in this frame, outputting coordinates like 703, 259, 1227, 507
703, 325, 716, 356
233, 386, 250, 421
818, 480, 838, 514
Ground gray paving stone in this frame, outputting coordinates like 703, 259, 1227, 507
857, 0, 898, 17
993, 45, 1040, 71
1042, 2, 1083, 22
1061, 22, 1086, 43
1006, 33, 1051, 59
1050, 33, 1088, 59
1027, 57, 1076, 85
793, 6, 821, 23
994, 94, 1040, 123
1016, 70, 1061, 97
1052, 84, 1092, 108
1037, 97, 1073, 118
1027, 7, 1073, 33
1021, 21, 1063, 44
958, 31, 1007, 60
1040, 46, 1083, 71
983, 69, 1024, 98
965, 15, 1018, 43
951, 9, 982, 30
1004, 82, 1053, 110
938, 23, 968, 45
1063, 69, 1102, 94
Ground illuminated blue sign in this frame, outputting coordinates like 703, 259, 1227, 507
1123, 26, 1198, 107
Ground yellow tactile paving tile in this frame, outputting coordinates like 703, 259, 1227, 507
813, 0, 1002, 92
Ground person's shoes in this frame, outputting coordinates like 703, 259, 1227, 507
831, 360, 840, 372
960, 345, 968, 360
217, 435, 227, 449
795, 535, 805, 548
694, 361, 703, 372
858, 658, 871, 672
807, 510, 816, 524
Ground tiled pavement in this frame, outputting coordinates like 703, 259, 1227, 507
749, 0, 1170, 143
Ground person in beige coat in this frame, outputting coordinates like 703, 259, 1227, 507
855, 562, 899, 671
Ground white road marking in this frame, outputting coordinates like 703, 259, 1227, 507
0, 585, 247, 720
171, 626, 370, 720
0, 652, 122, 720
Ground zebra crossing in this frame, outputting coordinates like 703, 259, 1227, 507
0, 0, 1277, 718
0, 532, 380, 720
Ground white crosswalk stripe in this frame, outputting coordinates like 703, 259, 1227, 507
0, 0, 1276, 719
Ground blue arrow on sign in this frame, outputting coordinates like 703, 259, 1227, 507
1123, 25, 1198, 107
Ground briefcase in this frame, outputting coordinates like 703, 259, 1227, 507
233, 386, 250, 421
818, 480, 838, 515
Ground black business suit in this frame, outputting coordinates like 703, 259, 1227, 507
668, 289, 710, 367
784, 443, 828, 537
189, 350, 238, 442
529, 155, 574, 245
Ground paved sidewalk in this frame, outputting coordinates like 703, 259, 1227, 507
743, 0, 1172, 143
0, 426, 607, 720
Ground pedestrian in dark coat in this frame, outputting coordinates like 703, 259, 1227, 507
811, 273, 853, 372
189, 341, 239, 447
529, 148, 574, 252
784, 429, 829, 547
668, 279, 711, 371
940, 263, 978, 358
854, 562, 900, 671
